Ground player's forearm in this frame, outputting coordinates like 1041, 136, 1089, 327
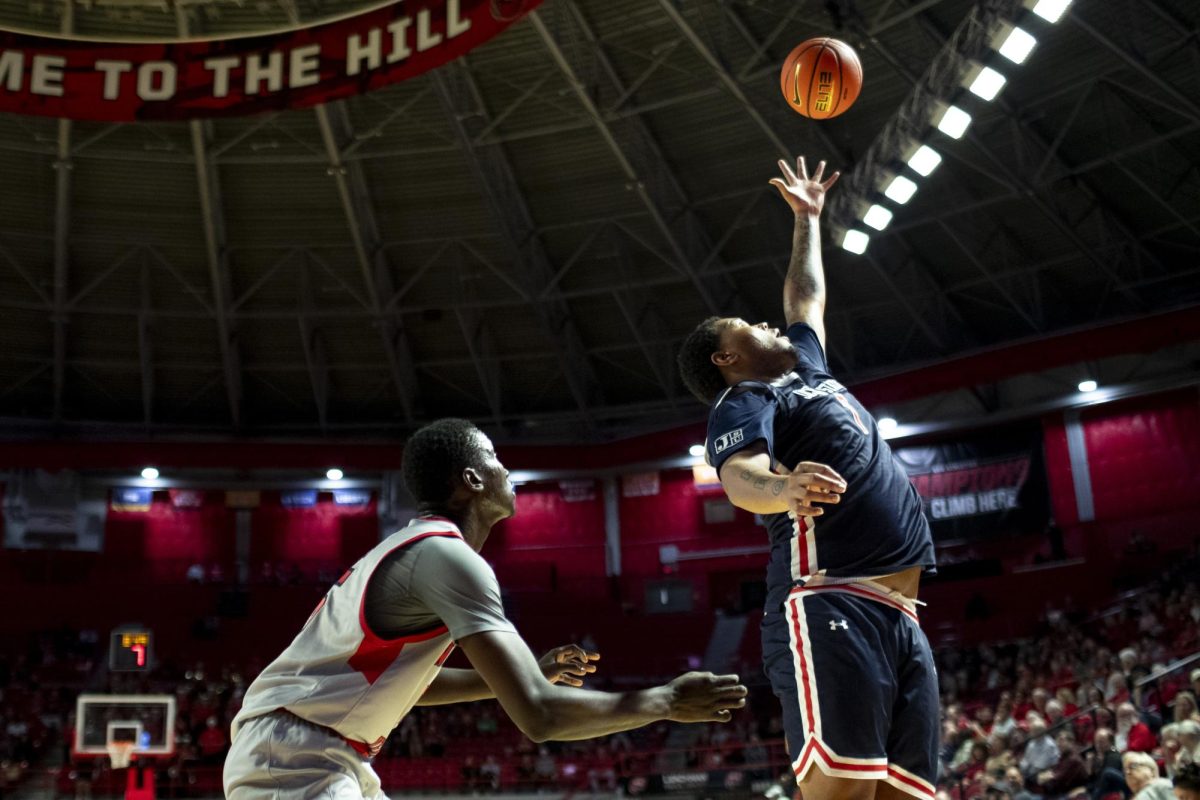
783, 213, 825, 321
523, 685, 672, 742
720, 461, 789, 516
416, 668, 495, 706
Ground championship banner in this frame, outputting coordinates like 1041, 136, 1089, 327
893, 425, 1050, 541
0, 0, 541, 121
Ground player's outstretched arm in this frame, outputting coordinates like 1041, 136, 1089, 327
768, 156, 839, 347
417, 644, 599, 706
458, 630, 747, 742
718, 443, 846, 516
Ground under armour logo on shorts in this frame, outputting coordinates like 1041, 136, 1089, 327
829, 619, 849, 631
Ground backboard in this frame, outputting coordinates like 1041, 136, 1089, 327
74, 694, 176, 758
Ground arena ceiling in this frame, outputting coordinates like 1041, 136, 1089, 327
0, 0, 1198, 442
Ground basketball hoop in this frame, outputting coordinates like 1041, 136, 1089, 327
107, 741, 136, 769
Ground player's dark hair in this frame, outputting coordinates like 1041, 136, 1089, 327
1176, 762, 1200, 791
402, 418, 484, 507
677, 316, 728, 404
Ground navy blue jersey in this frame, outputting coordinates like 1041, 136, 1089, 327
705, 322, 935, 609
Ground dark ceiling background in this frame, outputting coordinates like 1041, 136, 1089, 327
0, 0, 1197, 441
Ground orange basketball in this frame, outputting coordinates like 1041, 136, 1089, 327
780, 37, 863, 120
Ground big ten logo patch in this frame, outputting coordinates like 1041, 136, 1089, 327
713, 428, 745, 454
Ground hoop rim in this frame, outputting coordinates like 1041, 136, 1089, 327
106, 741, 137, 769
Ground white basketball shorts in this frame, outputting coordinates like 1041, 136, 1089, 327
223, 712, 388, 800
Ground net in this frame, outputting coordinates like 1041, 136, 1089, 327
107, 741, 136, 769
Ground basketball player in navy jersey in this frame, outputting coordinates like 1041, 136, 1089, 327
225, 418, 747, 800
677, 157, 938, 800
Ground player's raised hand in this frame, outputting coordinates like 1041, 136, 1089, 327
768, 155, 840, 217
538, 644, 600, 687
775, 460, 846, 517
663, 672, 748, 723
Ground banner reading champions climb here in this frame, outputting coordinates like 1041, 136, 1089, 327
0, 0, 540, 121
893, 424, 1051, 542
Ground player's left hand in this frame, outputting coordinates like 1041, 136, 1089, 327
538, 644, 600, 687
769, 155, 840, 217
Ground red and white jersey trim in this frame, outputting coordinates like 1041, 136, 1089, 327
232, 517, 461, 748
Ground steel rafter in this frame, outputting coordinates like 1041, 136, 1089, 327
50, 4, 73, 422
275, 0, 419, 423
179, 9, 245, 428
297, 253, 331, 431
138, 252, 154, 427
530, 1, 761, 323
449, 246, 505, 425
660, 0, 973, 358
313, 103, 422, 423
431, 60, 602, 422
832, 0, 1154, 321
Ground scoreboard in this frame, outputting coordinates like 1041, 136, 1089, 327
109, 627, 153, 672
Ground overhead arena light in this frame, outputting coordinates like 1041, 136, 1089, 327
883, 174, 919, 205
991, 22, 1038, 64
964, 62, 1007, 101
141, 467, 159, 480
1078, 379, 1098, 393
862, 204, 894, 231
904, 144, 943, 177
934, 104, 972, 139
1024, 0, 1073, 23
326, 468, 344, 481
688, 444, 705, 458
840, 229, 870, 255
877, 417, 899, 437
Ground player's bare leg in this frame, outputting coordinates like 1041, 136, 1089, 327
797, 769, 875, 800
875, 779, 927, 800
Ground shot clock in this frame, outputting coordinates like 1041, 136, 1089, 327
109, 626, 154, 672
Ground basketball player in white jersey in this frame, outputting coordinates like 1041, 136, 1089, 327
224, 418, 748, 800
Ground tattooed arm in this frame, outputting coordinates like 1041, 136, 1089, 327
717, 443, 846, 517
768, 156, 840, 347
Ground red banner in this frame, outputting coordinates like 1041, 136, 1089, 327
0, 0, 540, 121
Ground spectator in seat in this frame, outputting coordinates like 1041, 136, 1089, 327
1190, 670, 1200, 700
1036, 730, 1088, 798
1021, 716, 1061, 782
1006, 765, 1039, 800
1177, 722, 1200, 768
1123, 751, 1173, 800
534, 746, 556, 785
1174, 762, 1200, 800
197, 715, 227, 764
1088, 727, 1128, 800
986, 734, 1016, 780
1046, 699, 1066, 728
1117, 703, 1156, 753
461, 756, 481, 791
1174, 693, 1200, 724
479, 755, 502, 791
994, 696, 1019, 738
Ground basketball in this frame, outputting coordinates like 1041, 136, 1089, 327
780, 37, 863, 119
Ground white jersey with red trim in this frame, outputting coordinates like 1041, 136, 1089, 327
231, 517, 460, 754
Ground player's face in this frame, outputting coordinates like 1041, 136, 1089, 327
1176, 788, 1200, 800
473, 432, 516, 518
715, 316, 792, 355
718, 318, 796, 365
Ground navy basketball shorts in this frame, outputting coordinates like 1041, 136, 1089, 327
761, 581, 939, 800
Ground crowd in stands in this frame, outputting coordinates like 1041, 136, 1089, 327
933, 548, 1200, 800
3, 544, 1199, 798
